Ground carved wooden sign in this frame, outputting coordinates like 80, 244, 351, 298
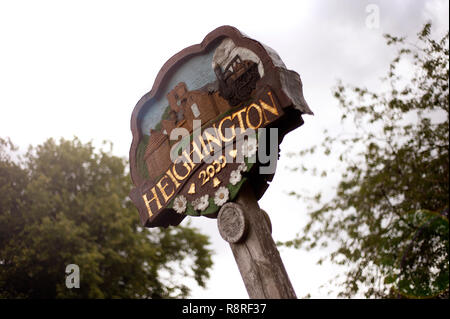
129, 26, 312, 227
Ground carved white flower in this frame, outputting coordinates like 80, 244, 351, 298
192, 194, 209, 211
229, 169, 242, 185
241, 137, 258, 158
238, 163, 247, 172
173, 195, 187, 214
214, 186, 229, 207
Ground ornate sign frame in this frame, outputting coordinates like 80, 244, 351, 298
129, 26, 312, 227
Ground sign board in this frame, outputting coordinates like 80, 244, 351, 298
129, 26, 312, 227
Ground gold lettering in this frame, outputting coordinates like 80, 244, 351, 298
172, 156, 192, 181
197, 134, 211, 158
191, 140, 204, 162
260, 91, 279, 124
246, 103, 263, 129
231, 107, 248, 133
203, 130, 222, 153
156, 176, 175, 203
182, 150, 196, 170
142, 187, 162, 217
218, 115, 236, 142
166, 168, 181, 188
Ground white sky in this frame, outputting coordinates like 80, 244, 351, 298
0, 0, 448, 298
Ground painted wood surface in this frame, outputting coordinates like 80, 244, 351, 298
129, 26, 311, 228
218, 183, 297, 299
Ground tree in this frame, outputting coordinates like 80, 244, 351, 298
0, 137, 213, 298
283, 24, 449, 298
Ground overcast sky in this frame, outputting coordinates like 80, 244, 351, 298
1, 0, 448, 298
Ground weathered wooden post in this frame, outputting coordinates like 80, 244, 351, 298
128, 26, 312, 299
218, 183, 297, 298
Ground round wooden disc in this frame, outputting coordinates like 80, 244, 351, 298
217, 202, 248, 243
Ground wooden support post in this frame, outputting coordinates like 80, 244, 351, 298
217, 182, 297, 299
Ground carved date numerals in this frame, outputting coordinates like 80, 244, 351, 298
198, 155, 226, 185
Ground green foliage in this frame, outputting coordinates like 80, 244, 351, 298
283, 24, 449, 298
0, 137, 212, 298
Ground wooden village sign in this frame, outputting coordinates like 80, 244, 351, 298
129, 26, 312, 298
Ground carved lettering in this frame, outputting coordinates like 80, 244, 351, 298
142, 187, 162, 217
